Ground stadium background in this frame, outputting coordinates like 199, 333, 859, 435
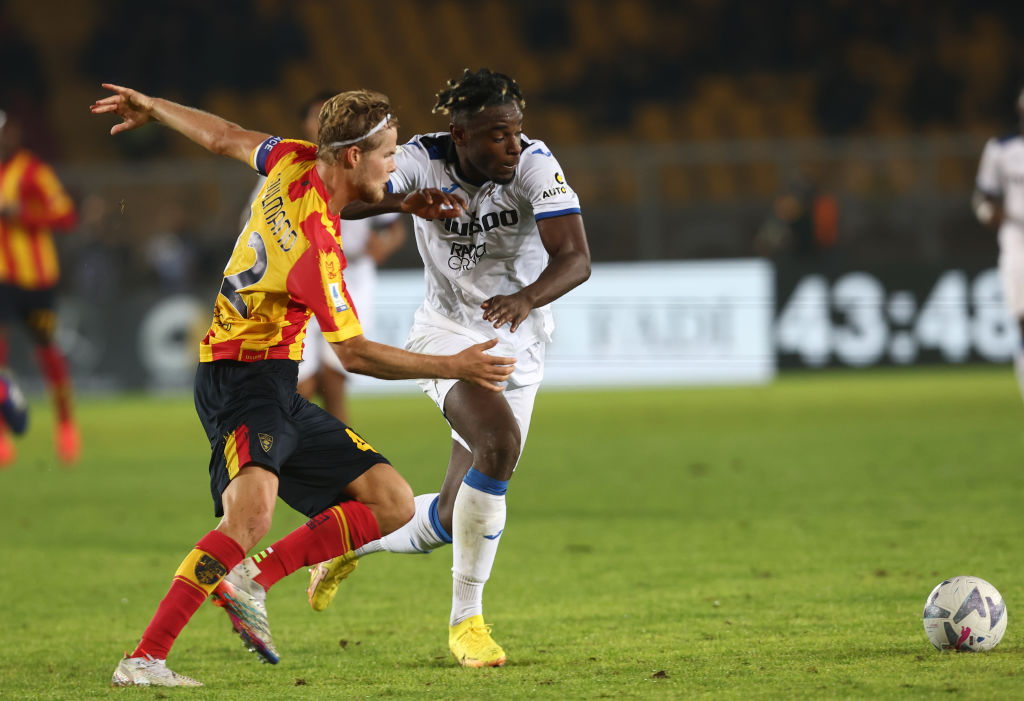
2, 0, 1023, 390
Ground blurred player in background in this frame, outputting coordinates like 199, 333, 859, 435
974, 86, 1024, 405
91, 83, 509, 687
305, 68, 592, 668
0, 108, 78, 465
292, 92, 407, 423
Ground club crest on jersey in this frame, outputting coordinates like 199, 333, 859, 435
319, 249, 349, 312
258, 433, 274, 452
319, 249, 341, 281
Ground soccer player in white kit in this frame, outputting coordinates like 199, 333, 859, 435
308, 69, 592, 667
974, 86, 1024, 402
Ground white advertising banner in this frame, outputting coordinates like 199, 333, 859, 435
351, 259, 777, 392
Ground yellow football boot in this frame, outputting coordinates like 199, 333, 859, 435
449, 615, 506, 667
307, 552, 358, 611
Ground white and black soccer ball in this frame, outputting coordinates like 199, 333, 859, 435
922, 575, 1007, 651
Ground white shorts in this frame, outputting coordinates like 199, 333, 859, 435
297, 257, 377, 383
405, 314, 546, 460
297, 316, 344, 383
999, 225, 1024, 318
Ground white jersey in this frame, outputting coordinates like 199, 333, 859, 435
978, 133, 1024, 317
977, 133, 1024, 237
388, 132, 581, 350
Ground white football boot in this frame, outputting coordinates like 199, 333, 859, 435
111, 654, 203, 687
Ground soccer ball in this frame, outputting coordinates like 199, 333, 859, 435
922, 575, 1007, 651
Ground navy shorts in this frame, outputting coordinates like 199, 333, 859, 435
194, 359, 390, 518
0, 283, 57, 343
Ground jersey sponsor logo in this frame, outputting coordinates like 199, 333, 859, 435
194, 554, 227, 585
449, 241, 488, 271
328, 282, 348, 312
319, 249, 349, 312
542, 171, 570, 198
441, 208, 520, 237
260, 177, 299, 252
531, 147, 553, 157
258, 432, 274, 452
441, 182, 460, 193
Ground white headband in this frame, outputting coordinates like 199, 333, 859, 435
326, 114, 392, 148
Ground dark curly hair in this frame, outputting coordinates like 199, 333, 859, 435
432, 68, 525, 122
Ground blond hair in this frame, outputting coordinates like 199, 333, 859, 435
317, 90, 397, 161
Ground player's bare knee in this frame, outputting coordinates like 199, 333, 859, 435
470, 426, 520, 477
217, 512, 272, 552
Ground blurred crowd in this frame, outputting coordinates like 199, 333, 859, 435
2, 0, 1023, 291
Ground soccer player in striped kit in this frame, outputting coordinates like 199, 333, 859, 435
92, 83, 507, 687
0, 109, 78, 465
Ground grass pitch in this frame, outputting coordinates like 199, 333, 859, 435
1, 366, 1022, 699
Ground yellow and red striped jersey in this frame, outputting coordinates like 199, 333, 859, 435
0, 149, 76, 289
199, 137, 363, 363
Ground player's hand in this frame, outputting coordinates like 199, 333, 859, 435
90, 84, 157, 135
450, 338, 515, 391
481, 292, 534, 333
991, 205, 1006, 230
400, 188, 466, 219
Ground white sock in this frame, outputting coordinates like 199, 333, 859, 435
354, 493, 451, 557
450, 468, 508, 626
1013, 350, 1024, 404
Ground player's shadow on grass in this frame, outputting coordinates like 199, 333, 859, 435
417, 655, 543, 669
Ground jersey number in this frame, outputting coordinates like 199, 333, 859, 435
220, 232, 268, 318
346, 428, 377, 453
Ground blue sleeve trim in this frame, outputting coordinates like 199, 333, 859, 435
428, 495, 453, 544
463, 467, 509, 496
535, 207, 582, 222
253, 136, 283, 175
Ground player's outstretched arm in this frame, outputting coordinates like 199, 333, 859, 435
341, 189, 465, 220
90, 83, 270, 165
481, 213, 592, 332
332, 336, 514, 391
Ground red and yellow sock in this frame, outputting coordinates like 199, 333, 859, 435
252, 501, 380, 591
131, 530, 244, 660
35, 345, 73, 423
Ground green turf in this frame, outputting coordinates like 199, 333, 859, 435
1, 366, 1022, 699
